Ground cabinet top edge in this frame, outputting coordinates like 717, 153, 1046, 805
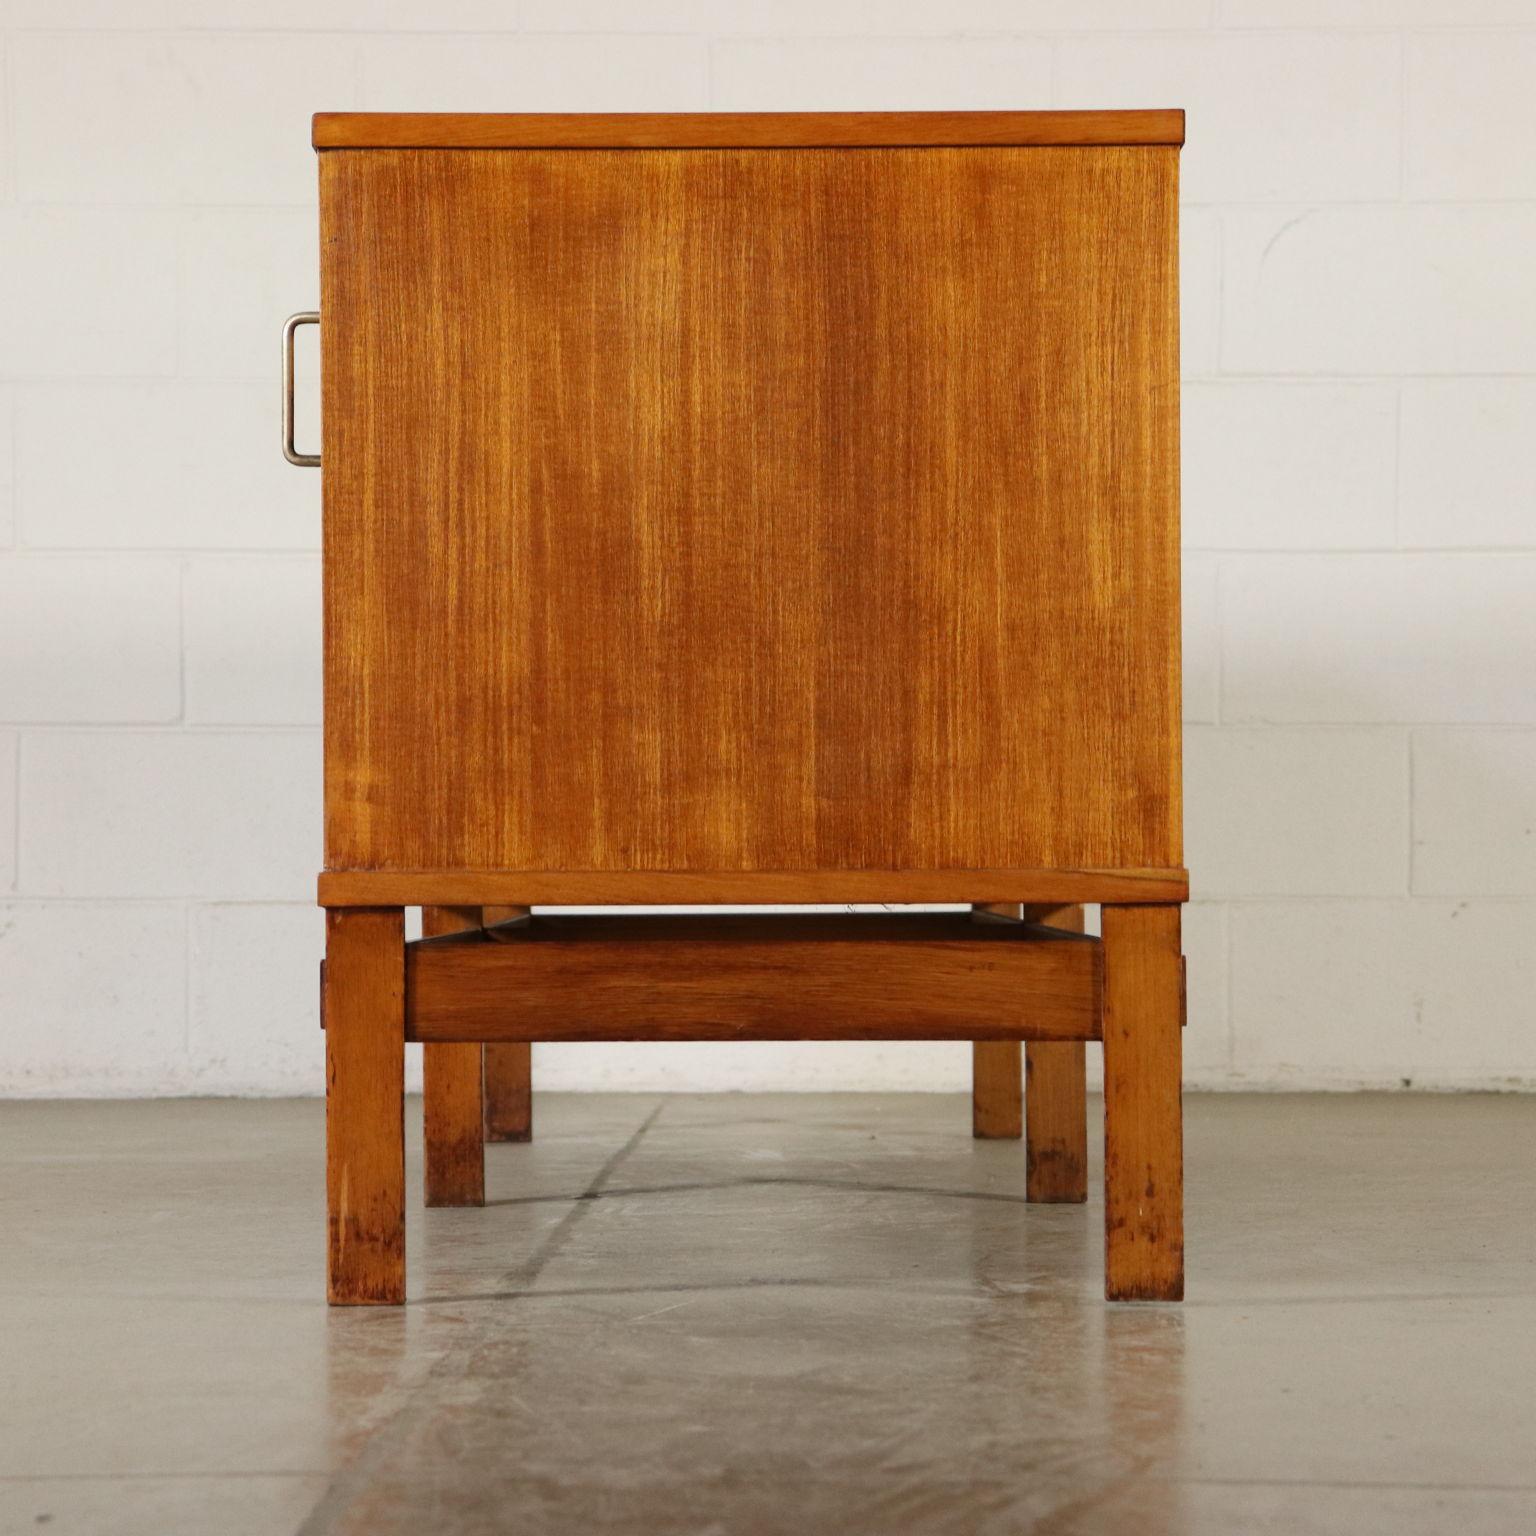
311, 109, 1185, 151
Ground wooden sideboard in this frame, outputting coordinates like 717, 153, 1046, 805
295, 109, 1186, 1306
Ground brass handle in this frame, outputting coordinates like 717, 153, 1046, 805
282, 312, 320, 467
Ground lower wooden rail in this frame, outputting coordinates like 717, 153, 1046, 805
403, 912, 1102, 1043
320, 867, 1188, 907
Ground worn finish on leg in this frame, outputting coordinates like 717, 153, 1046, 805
1101, 903, 1184, 1302
422, 907, 486, 1207
970, 902, 1088, 1176
1023, 904, 1089, 1203
484, 1045, 533, 1142
970, 903, 1023, 1138
481, 906, 533, 1142
325, 907, 406, 1306
972, 1041, 1023, 1138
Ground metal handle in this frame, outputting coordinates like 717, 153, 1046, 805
282, 312, 320, 467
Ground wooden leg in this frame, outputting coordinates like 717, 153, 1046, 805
484, 1044, 533, 1142
1023, 904, 1089, 1203
972, 1040, 1022, 1138
481, 906, 533, 1142
970, 902, 1023, 1138
422, 906, 486, 1207
325, 907, 406, 1306
1101, 903, 1184, 1302
969, 902, 1088, 1193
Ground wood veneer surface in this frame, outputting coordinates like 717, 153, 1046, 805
320, 145, 1180, 879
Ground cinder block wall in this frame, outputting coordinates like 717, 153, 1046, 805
2, 2, 1532, 1094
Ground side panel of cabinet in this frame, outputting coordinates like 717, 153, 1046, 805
319, 146, 1179, 875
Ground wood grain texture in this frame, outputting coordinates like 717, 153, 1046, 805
481, 905, 531, 928
971, 1040, 1022, 1139
314, 110, 1185, 151
420, 906, 485, 1206
318, 868, 1187, 908
324, 908, 405, 1305
319, 145, 1180, 885
484, 1043, 532, 1143
1101, 904, 1183, 1301
1023, 904, 1090, 1204
477, 906, 534, 1140
970, 901, 1025, 1138
405, 914, 1101, 1044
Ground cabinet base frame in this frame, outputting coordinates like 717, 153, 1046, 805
322, 899, 1184, 1307
404, 912, 1102, 1045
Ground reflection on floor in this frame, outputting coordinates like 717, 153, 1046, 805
2, 1093, 1534, 1535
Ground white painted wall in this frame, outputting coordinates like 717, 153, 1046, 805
2, 1, 1533, 1096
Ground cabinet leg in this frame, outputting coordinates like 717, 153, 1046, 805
422, 907, 486, 1207
325, 907, 406, 1306
1025, 1042, 1088, 1201
970, 903, 1022, 1138
485, 1045, 533, 1142
1023, 904, 1088, 1202
482, 908, 534, 1142
972, 1041, 1022, 1138
1102, 903, 1184, 1302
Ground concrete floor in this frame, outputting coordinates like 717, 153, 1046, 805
1, 1094, 1533, 1535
